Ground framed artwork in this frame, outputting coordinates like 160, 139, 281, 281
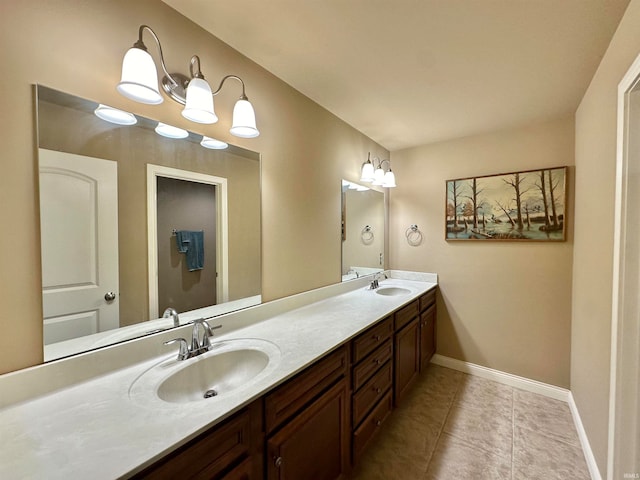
445, 166, 567, 241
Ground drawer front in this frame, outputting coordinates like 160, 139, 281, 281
352, 391, 393, 465
419, 288, 436, 312
352, 316, 392, 364
134, 408, 252, 479
352, 339, 392, 391
394, 300, 419, 331
265, 346, 348, 434
352, 362, 392, 427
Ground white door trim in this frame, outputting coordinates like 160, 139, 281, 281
609, 52, 640, 480
147, 164, 229, 319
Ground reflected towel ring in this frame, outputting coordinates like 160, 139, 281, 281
361, 225, 374, 244
405, 224, 423, 246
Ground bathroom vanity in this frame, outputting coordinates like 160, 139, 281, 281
0, 271, 437, 479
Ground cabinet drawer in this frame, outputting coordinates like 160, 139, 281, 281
394, 300, 419, 330
133, 407, 253, 479
265, 346, 348, 434
352, 391, 393, 465
352, 338, 392, 391
352, 316, 392, 363
419, 288, 436, 312
352, 362, 392, 427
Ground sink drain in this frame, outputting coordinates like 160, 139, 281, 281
203, 389, 218, 399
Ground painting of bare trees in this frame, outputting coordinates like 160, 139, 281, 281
446, 167, 567, 241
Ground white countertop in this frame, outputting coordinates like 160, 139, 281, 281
0, 273, 436, 479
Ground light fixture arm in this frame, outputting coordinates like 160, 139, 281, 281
376, 158, 392, 171
135, 25, 179, 88
211, 74, 248, 100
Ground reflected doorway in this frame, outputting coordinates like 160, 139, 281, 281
147, 165, 229, 319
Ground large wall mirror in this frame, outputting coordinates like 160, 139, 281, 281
37, 86, 261, 361
341, 180, 385, 281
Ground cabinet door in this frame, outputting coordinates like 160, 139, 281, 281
394, 317, 420, 406
420, 304, 436, 371
267, 381, 349, 480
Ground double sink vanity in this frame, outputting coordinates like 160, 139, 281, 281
0, 271, 437, 479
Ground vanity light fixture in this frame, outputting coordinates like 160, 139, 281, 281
361, 152, 396, 188
94, 104, 137, 125
155, 122, 189, 139
200, 136, 228, 150
117, 25, 259, 138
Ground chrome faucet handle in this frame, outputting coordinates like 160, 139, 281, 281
163, 338, 189, 361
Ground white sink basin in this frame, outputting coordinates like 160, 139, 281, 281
129, 338, 281, 405
376, 286, 412, 296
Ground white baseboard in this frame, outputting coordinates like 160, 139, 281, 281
431, 354, 601, 479
568, 392, 602, 480
431, 354, 570, 401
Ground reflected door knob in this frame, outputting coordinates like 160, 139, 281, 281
104, 292, 117, 302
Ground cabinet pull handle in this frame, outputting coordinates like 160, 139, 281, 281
274, 456, 283, 468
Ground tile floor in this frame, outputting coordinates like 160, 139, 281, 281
347, 364, 590, 480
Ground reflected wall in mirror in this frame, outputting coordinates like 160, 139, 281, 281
341, 180, 385, 281
37, 86, 261, 361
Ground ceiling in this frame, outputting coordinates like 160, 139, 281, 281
162, 0, 630, 151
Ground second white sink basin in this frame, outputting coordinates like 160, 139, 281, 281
129, 338, 281, 405
376, 286, 412, 296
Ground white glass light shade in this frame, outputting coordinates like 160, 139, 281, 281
155, 122, 189, 139
116, 47, 163, 105
182, 77, 218, 124
372, 167, 385, 186
360, 162, 375, 183
94, 104, 137, 125
382, 170, 397, 188
200, 136, 228, 150
230, 99, 259, 138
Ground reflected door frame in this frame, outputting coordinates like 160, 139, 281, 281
609, 52, 640, 478
147, 164, 229, 319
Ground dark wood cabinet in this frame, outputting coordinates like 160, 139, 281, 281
419, 304, 436, 371
131, 400, 263, 480
393, 315, 420, 405
349, 316, 393, 465
266, 380, 349, 480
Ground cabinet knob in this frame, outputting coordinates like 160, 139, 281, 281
374, 387, 382, 394
274, 456, 283, 468
375, 419, 382, 427
372, 334, 381, 341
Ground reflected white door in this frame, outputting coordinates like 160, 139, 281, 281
39, 149, 119, 344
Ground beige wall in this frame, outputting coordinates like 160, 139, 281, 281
389, 116, 575, 388
0, 0, 387, 374
572, 0, 640, 474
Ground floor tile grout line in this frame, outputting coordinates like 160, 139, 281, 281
423, 371, 464, 473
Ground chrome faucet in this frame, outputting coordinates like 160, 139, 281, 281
162, 307, 180, 327
163, 318, 222, 361
369, 272, 388, 290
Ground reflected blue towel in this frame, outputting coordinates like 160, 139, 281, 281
175, 230, 204, 271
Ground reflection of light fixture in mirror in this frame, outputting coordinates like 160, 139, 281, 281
155, 122, 189, 139
94, 104, 137, 125
117, 25, 259, 137
200, 136, 228, 150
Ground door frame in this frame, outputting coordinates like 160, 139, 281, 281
147, 164, 229, 319
609, 52, 640, 479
